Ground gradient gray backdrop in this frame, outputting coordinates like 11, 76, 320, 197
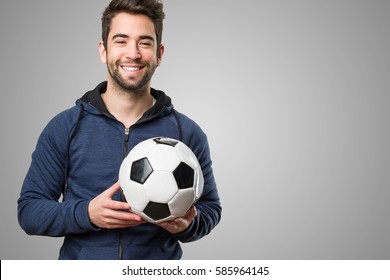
1, 0, 389, 259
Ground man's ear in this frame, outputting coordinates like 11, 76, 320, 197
157, 44, 165, 66
98, 41, 107, 64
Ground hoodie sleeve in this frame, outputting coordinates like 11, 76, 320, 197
173, 114, 222, 243
17, 108, 98, 237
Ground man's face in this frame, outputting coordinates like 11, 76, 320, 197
99, 13, 164, 93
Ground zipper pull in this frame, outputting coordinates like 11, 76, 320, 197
124, 128, 130, 157
124, 128, 130, 141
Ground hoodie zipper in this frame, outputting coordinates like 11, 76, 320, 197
118, 127, 131, 260
117, 109, 169, 259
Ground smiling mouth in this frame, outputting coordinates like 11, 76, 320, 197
121, 66, 142, 72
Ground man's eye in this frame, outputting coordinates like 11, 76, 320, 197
140, 41, 153, 47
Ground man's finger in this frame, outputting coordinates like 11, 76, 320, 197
105, 199, 131, 211
101, 182, 121, 198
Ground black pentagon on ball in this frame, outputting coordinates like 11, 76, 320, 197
153, 137, 179, 147
144, 202, 171, 221
130, 157, 153, 184
173, 162, 195, 189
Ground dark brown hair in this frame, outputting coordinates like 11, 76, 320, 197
101, 0, 165, 50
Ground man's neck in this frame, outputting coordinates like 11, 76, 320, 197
102, 81, 154, 128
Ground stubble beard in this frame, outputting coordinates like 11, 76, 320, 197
107, 60, 157, 95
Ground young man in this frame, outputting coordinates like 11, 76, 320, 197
17, 0, 221, 260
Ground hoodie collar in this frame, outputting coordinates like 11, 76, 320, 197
79, 81, 173, 120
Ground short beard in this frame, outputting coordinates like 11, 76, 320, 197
107, 60, 157, 95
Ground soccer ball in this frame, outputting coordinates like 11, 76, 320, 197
119, 137, 204, 223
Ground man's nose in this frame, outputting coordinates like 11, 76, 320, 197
125, 43, 141, 60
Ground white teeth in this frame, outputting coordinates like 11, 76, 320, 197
122, 66, 140, 71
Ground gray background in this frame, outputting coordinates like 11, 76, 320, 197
1, 0, 389, 259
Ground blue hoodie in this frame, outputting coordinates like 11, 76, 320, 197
17, 82, 221, 259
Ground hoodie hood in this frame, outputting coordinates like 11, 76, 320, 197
77, 81, 174, 120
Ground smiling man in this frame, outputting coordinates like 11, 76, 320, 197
17, 0, 221, 260
102, 13, 162, 96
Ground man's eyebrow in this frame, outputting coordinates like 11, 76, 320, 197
139, 35, 155, 41
112, 33, 129, 40
111, 33, 155, 41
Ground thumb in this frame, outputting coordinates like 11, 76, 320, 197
187, 206, 197, 219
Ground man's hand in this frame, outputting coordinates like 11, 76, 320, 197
88, 182, 145, 229
158, 206, 197, 234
